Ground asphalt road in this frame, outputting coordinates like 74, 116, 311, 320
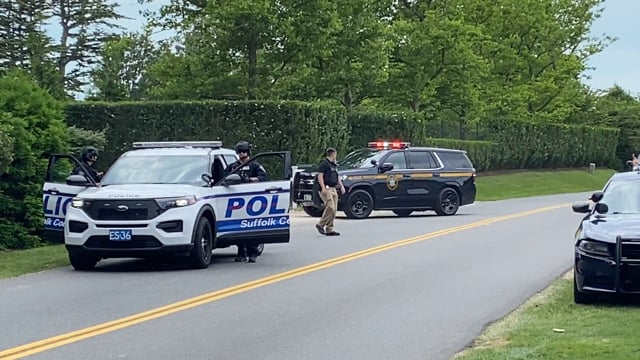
0, 192, 590, 360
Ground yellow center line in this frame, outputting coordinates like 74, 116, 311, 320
0, 202, 569, 359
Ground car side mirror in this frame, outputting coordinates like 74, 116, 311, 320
571, 201, 591, 213
223, 173, 242, 186
589, 191, 604, 203
594, 202, 608, 214
66, 175, 91, 187
201, 173, 213, 186
379, 163, 394, 173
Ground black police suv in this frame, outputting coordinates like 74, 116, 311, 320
572, 170, 640, 303
292, 141, 477, 219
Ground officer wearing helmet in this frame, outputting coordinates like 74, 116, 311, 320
223, 140, 268, 263
72, 146, 103, 183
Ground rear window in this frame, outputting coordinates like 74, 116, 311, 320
435, 151, 473, 169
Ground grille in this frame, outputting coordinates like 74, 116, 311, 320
84, 235, 162, 249
81, 199, 162, 221
621, 243, 640, 260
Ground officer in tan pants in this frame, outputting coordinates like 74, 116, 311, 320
315, 148, 345, 236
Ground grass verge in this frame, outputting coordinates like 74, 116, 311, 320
0, 244, 68, 279
476, 168, 615, 201
453, 271, 640, 360
0, 168, 619, 279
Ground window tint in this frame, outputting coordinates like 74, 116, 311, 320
601, 180, 640, 214
407, 151, 439, 169
383, 151, 407, 169
436, 151, 473, 169
223, 155, 237, 166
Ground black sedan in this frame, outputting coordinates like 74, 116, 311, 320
572, 171, 640, 303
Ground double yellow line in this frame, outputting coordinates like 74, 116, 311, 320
0, 203, 569, 359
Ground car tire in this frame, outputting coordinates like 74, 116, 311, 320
189, 216, 214, 269
256, 243, 264, 256
68, 249, 99, 271
344, 189, 374, 219
302, 206, 324, 217
392, 210, 413, 217
573, 273, 594, 304
434, 187, 460, 216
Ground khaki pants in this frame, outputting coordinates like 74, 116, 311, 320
318, 187, 339, 232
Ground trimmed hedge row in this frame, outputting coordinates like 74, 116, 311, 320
63, 100, 619, 173
64, 100, 350, 167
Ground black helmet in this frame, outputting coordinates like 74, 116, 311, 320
234, 141, 252, 155
81, 146, 99, 162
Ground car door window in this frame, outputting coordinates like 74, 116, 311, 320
407, 151, 439, 169
384, 151, 407, 170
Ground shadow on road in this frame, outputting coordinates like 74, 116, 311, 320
84, 251, 246, 273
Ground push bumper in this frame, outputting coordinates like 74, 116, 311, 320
575, 236, 640, 294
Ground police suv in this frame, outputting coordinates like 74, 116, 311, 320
42, 141, 292, 270
292, 141, 476, 219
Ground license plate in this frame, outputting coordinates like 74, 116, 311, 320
109, 229, 132, 241
304, 194, 312, 201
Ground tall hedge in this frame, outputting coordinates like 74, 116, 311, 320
480, 119, 620, 170
64, 101, 619, 173
64, 100, 350, 167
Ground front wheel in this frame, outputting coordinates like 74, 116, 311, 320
256, 243, 264, 256
574, 273, 595, 304
68, 249, 99, 271
434, 187, 460, 216
344, 189, 374, 219
189, 216, 214, 269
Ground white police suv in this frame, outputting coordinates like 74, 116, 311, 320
42, 141, 293, 270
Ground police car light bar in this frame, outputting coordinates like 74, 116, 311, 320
367, 141, 410, 150
132, 141, 223, 149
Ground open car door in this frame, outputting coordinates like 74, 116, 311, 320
42, 154, 98, 243
210, 151, 292, 248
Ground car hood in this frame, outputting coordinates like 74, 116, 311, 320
583, 214, 640, 243
78, 184, 199, 200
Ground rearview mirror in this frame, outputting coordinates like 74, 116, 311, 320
571, 201, 591, 213
223, 173, 242, 186
379, 162, 394, 173
66, 175, 91, 187
589, 191, 604, 203
594, 202, 608, 214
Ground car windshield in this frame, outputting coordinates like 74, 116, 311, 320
100, 155, 209, 186
338, 149, 385, 169
601, 180, 640, 214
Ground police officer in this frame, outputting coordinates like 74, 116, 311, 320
223, 140, 267, 263
72, 146, 103, 183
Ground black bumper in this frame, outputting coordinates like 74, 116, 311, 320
575, 236, 640, 294
66, 235, 194, 259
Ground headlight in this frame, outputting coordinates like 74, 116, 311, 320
71, 198, 90, 208
578, 240, 610, 256
155, 196, 197, 210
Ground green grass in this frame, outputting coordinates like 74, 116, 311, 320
476, 169, 616, 201
0, 168, 619, 279
453, 272, 640, 360
0, 245, 68, 279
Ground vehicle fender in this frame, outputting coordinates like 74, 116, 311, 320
192, 204, 217, 248
346, 182, 375, 198
442, 181, 463, 196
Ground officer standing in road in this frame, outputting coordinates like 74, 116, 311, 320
72, 146, 103, 183
223, 140, 267, 263
315, 147, 345, 236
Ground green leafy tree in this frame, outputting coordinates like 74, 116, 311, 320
0, 69, 69, 250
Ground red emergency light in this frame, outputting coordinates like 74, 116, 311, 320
367, 140, 410, 150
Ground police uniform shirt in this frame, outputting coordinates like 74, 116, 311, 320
224, 160, 267, 182
318, 159, 339, 187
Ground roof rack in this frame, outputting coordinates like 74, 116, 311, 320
132, 141, 223, 149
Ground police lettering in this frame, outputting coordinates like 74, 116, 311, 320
225, 195, 286, 218
240, 216, 290, 228
43, 195, 73, 217
44, 217, 65, 229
